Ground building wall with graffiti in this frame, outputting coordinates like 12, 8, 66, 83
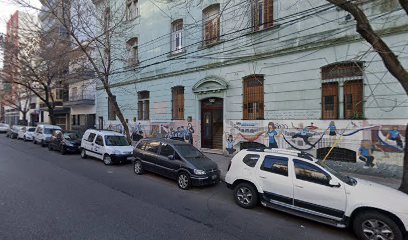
224, 120, 406, 174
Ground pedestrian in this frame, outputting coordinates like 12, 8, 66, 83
358, 140, 375, 168
292, 123, 312, 146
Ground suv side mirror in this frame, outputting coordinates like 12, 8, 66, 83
329, 179, 341, 188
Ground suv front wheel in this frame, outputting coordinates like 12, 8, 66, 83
353, 210, 404, 240
177, 172, 191, 190
234, 182, 258, 209
103, 154, 112, 165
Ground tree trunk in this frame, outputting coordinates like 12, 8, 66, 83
102, 79, 131, 143
399, 123, 408, 193
48, 107, 57, 125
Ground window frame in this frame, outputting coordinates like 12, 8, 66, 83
202, 4, 221, 46
171, 19, 184, 54
126, 0, 139, 21
260, 155, 289, 177
95, 135, 104, 146
171, 86, 185, 120
293, 159, 332, 186
252, 0, 274, 31
321, 82, 339, 120
242, 154, 260, 168
126, 37, 139, 66
159, 143, 175, 158
243, 75, 264, 120
138, 91, 150, 120
144, 141, 160, 154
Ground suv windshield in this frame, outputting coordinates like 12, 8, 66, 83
64, 133, 80, 140
317, 160, 356, 186
176, 144, 203, 158
44, 128, 60, 134
104, 135, 129, 146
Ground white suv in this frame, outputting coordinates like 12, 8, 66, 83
225, 148, 408, 240
80, 129, 133, 165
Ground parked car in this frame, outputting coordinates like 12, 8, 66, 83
7, 125, 25, 139
133, 138, 220, 190
225, 148, 408, 240
48, 130, 81, 154
22, 127, 36, 141
80, 129, 133, 165
33, 124, 63, 147
0, 123, 10, 133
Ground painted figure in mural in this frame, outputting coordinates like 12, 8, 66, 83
291, 123, 312, 145
184, 123, 195, 144
358, 140, 376, 168
385, 126, 404, 148
328, 121, 337, 136
226, 134, 236, 155
265, 122, 279, 148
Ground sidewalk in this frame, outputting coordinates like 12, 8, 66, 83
204, 153, 402, 190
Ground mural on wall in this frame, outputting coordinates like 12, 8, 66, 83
224, 120, 406, 169
104, 120, 200, 147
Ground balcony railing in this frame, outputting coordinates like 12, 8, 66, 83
64, 92, 95, 106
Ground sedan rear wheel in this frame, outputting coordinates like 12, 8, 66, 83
353, 210, 403, 240
234, 183, 258, 209
133, 160, 144, 175
60, 146, 66, 155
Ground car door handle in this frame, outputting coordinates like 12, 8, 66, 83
295, 185, 304, 189
259, 176, 266, 179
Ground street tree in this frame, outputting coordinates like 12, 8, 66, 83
326, 0, 408, 193
12, 0, 137, 141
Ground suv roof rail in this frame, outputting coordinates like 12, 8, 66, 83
247, 148, 316, 161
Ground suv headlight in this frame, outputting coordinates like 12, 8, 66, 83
194, 169, 206, 175
112, 150, 121, 155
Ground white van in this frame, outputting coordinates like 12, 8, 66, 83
80, 129, 134, 165
33, 124, 62, 147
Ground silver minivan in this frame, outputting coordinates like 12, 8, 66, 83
33, 124, 62, 147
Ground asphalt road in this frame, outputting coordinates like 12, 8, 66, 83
0, 135, 356, 240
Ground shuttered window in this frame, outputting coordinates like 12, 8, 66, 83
203, 4, 220, 46
138, 91, 149, 120
126, 37, 138, 66
344, 80, 363, 119
108, 96, 116, 120
322, 83, 339, 120
243, 75, 264, 120
172, 86, 184, 120
252, 0, 274, 31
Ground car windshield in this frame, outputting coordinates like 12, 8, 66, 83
104, 135, 129, 146
28, 128, 35, 132
317, 160, 356, 186
64, 133, 79, 140
44, 128, 60, 134
176, 144, 204, 158
0, 124, 9, 127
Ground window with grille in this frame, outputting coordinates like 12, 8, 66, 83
344, 80, 363, 119
172, 86, 184, 120
126, 38, 138, 66
171, 20, 183, 53
321, 61, 364, 120
108, 96, 116, 120
203, 4, 220, 46
126, 0, 139, 20
322, 82, 339, 120
138, 91, 149, 120
252, 0, 274, 31
243, 75, 264, 120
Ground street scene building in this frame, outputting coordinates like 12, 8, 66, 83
94, 0, 406, 175
1, 0, 408, 240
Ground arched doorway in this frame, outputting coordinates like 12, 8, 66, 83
201, 98, 223, 149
